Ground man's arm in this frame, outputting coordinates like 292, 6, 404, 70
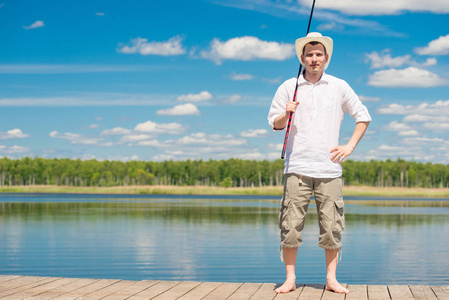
273, 101, 299, 130
330, 121, 370, 163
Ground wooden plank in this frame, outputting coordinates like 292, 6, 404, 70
2, 277, 77, 300
431, 286, 449, 300
0, 277, 59, 298
26, 278, 87, 300
321, 283, 348, 300
202, 282, 243, 300
29, 278, 100, 300
228, 282, 264, 300
76, 280, 137, 299
101, 280, 160, 300
0, 275, 22, 283
295, 284, 324, 300
274, 284, 305, 300
4, 275, 449, 300
388, 285, 414, 300
177, 281, 222, 300
0, 276, 52, 293
127, 280, 180, 300
152, 281, 202, 300
51, 279, 121, 300
345, 284, 367, 300
249, 283, 277, 300
367, 285, 391, 300
409, 285, 438, 300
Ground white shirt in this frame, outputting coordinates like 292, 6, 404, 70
268, 72, 372, 178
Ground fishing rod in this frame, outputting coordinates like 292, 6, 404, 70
281, 0, 317, 159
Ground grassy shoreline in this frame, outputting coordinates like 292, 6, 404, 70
1, 184, 449, 198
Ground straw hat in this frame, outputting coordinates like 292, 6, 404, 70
295, 32, 333, 70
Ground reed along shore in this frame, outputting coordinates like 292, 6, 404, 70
1, 185, 449, 198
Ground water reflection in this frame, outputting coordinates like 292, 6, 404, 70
0, 194, 448, 285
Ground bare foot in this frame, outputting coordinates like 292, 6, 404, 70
275, 278, 296, 293
325, 279, 349, 294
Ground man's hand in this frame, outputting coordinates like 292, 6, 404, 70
274, 101, 299, 130
285, 101, 299, 115
329, 145, 355, 163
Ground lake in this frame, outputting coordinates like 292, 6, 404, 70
0, 193, 448, 285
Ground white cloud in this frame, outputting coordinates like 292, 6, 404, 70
377, 145, 403, 151
423, 122, 449, 131
96, 12, 105, 16
368, 67, 448, 88
222, 94, 243, 103
383, 122, 419, 137
299, 0, 449, 15
138, 140, 169, 147
0, 129, 29, 140
151, 154, 174, 161
134, 120, 184, 134
268, 143, 283, 151
156, 103, 200, 116
384, 121, 412, 131
176, 91, 212, 102
241, 129, 268, 138
101, 127, 132, 135
365, 50, 438, 69
359, 95, 380, 102
201, 36, 295, 64
403, 137, 449, 145
415, 34, 449, 56
403, 114, 430, 122
49, 131, 103, 145
384, 121, 419, 136
234, 152, 266, 160
317, 22, 344, 32
398, 130, 419, 136
379, 100, 449, 115
23, 20, 44, 30
213, 1, 402, 36
177, 133, 246, 146
0, 145, 30, 154
422, 58, 437, 66
88, 124, 100, 129
365, 50, 411, 69
262, 76, 283, 84
230, 72, 254, 81
119, 134, 152, 143
117, 36, 185, 56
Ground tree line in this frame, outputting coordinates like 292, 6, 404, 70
0, 157, 448, 188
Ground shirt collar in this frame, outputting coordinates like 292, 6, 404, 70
298, 71, 329, 85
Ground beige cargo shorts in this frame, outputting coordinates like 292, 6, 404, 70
278, 173, 345, 250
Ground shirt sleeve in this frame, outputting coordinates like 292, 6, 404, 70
267, 81, 290, 131
341, 82, 372, 123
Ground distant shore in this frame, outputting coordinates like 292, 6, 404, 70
1, 184, 449, 198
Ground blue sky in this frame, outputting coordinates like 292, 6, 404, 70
1, 0, 449, 163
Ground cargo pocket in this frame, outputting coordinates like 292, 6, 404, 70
333, 198, 345, 232
278, 196, 291, 230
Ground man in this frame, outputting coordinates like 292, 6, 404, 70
267, 32, 371, 294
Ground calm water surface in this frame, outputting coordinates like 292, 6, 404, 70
1, 193, 448, 285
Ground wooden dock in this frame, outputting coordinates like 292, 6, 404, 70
0, 275, 447, 300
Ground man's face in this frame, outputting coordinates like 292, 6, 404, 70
301, 43, 328, 76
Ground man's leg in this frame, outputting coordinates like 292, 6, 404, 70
325, 248, 349, 294
314, 177, 348, 294
275, 247, 298, 293
276, 174, 313, 294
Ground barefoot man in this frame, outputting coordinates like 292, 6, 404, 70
268, 32, 371, 294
